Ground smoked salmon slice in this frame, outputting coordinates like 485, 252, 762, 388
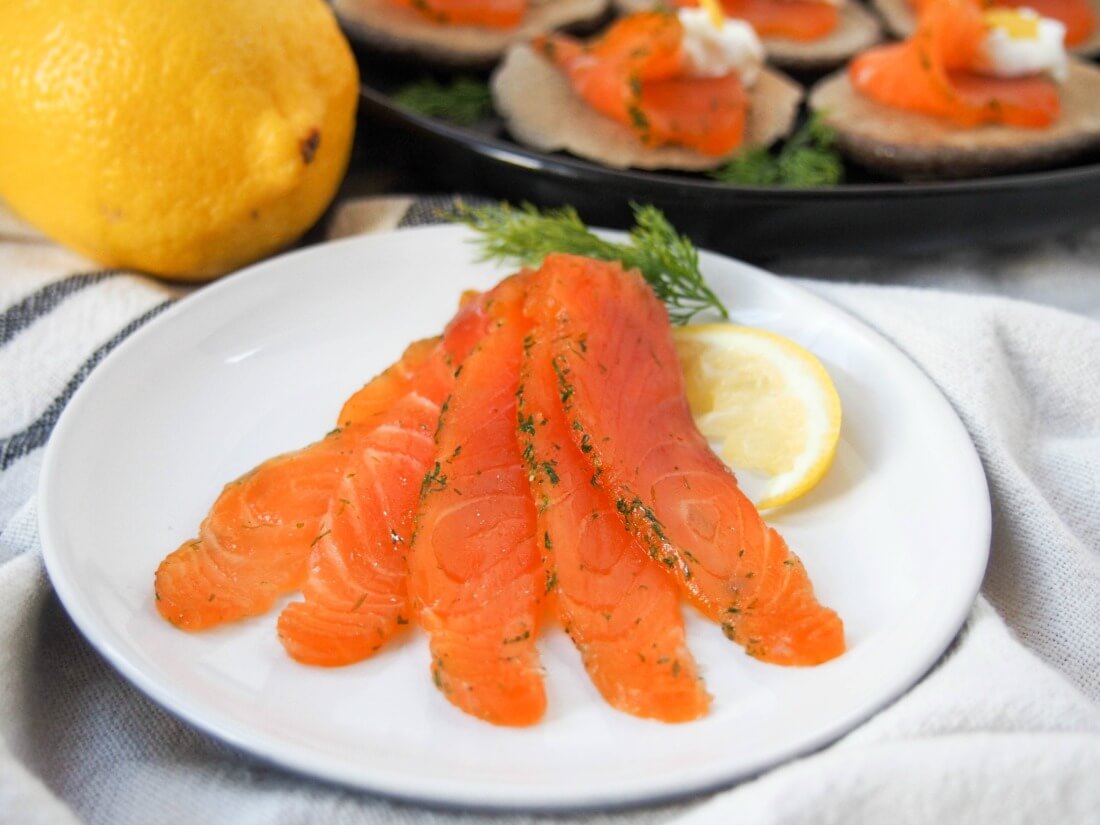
276, 346, 457, 666
530, 253, 845, 667
677, 0, 839, 42
337, 338, 436, 429
519, 317, 710, 722
536, 12, 749, 156
276, 294, 499, 666
910, 0, 1094, 46
1003, 0, 1095, 45
154, 342, 436, 631
408, 276, 548, 726
850, 0, 1061, 128
155, 289, 494, 633
388, 0, 525, 28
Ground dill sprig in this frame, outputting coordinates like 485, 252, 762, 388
711, 113, 844, 187
450, 201, 728, 324
393, 76, 492, 126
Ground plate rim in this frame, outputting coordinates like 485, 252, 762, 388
37, 225, 992, 811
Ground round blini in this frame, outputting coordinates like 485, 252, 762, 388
872, 0, 1100, 57
808, 59, 1100, 179
613, 0, 882, 69
491, 44, 803, 170
332, 0, 609, 66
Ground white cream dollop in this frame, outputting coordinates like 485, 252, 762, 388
977, 7, 1068, 83
677, 8, 765, 87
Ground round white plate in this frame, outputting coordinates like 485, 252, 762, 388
39, 226, 990, 810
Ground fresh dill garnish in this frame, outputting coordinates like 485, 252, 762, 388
450, 201, 728, 325
393, 76, 492, 126
710, 113, 844, 188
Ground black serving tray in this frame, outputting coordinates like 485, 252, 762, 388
352, 33, 1100, 262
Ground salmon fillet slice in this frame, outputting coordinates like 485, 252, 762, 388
680, 0, 839, 41
154, 342, 436, 631
276, 296, 498, 666
408, 276, 548, 726
519, 316, 711, 722
155, 287, 494, 632
276, 351, 453, 665
537, 13, 749, 156
531, 253, 845, 666
388, 0, 526, 28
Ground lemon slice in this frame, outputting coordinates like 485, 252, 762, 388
673, 323, 842, 510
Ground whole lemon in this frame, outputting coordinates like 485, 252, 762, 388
0, 0, 359, 280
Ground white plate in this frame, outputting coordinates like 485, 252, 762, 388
39, 226, 990, 810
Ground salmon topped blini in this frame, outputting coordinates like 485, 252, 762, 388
492, 9, 803, 170
873, 0, 1099, 56
850, 0, 1065, 128
811, 0, 1100, 177
536, 11, 762, 157
331, 0, 609, 66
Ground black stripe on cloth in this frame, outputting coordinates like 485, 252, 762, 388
0, 299, 175, 471
396, 195, 493, 229
0, 270, 122, 347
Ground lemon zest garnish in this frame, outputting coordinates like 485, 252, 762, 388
699, 0, 726, 28
984, 8, 1040, 39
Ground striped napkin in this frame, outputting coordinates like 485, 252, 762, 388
3, 197, 1100, 825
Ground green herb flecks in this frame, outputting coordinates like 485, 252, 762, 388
503, 629, 531, 644
518, 412, 536, 436
711, 114, 844, 188
450, 201, 728, 324
420, 462, 448, 497
541, 460, 560, 486
393, 76, 492, 126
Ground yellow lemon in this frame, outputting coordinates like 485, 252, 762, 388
0, 0, 359, 280
673, 323, 842, 510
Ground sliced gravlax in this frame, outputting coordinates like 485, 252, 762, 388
530, 253, 845, 666
519, 312, 710, 721
276, 346, 456, 665
153, 342, 435, 631
277, 292, 501, 665
155, 290, 493, 632
409, 276, 548, 726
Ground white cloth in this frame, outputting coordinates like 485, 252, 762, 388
2, 197, 1099, 825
